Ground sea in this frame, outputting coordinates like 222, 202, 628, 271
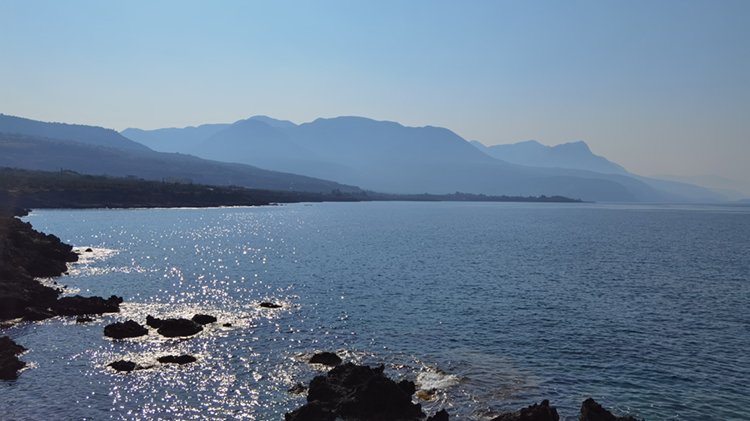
2, 202, 749, 420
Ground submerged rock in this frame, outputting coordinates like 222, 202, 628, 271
286, 362, 427, 421
191, 314, 217, 325
309, 352, 342, 367
104, 320, 148, 339
580, 398, 641, 421
491, 400, 559, 421
158, 355, 197, 365
259, 301, 282, 309
0, 336, 26, 380
156, 318, 203, 337
53, 295, 122, 316
108, 360, 142, 372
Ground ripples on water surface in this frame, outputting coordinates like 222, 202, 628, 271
3, 202, 749, 420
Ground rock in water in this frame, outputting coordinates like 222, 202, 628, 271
286, 362, 426, 421
22, 306, 56, 321
156, 318, 203, 337
146, 315, 163, 328
491, 400, 559, 421
191, 314, 217, 325
309, 352, 342, 366
108, 360, 141, 372
53, 295, 122, 316
259, 301, 282, 309
104, 320, 148, 339
0, 336, 26, 380
158, 355, 197, 365
580, 398, 641, 421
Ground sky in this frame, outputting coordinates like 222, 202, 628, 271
1, 0, 749, 191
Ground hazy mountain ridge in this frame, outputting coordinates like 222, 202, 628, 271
123, 115, 724, 202
1, 114, 150, 153
471, 139, 628, 174
0, 115, 361, 194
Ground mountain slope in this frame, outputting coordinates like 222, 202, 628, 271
0, 114, 150, 153
0, 130, 359, 194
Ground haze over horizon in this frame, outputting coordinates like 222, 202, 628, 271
2, 0, 749, 193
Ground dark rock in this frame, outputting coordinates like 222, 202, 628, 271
85, 248, 93, 252
22, 306, 55, 321
53, 295, 122, 316
427, 409, 450, 421
191, 314, 217, 325
146, 315, 163, 328
158, 354, 197, 365
259, 301, 282, 309
222, 322, 232, 327
0, 336, 26, 380
309, 351, 342, 367
287, 362, 426, 421
580, 398, 641, 421
156, 318, 203, 337
76, 316, 93, 323
492, 400, 559, 421
108, 360, 141, 372
104, 320, 148, 339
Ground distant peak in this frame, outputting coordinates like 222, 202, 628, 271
246, 115, 297, 129
556, 140, 591, 151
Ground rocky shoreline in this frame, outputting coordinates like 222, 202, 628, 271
285, 357, 641, 421
0, 207, 123, 379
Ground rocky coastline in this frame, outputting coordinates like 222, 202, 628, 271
0, 207, 123, 379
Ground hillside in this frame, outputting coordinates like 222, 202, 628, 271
0, 115, 361, 194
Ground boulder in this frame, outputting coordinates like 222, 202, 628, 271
309, 352, 342, 366
104, 320, 148, 339
53, 295, 122, 316
85, 248, 93, 252
76, 316, 94, 323
288, 383, 307, 394
191, 314, 217, 325
491, 400, 559, 421
259, 301, 282, 309
156, 318, 203, 337
580, 398, 641, 421
286, 362, 426, 421
108, 360, 141, 372
158, 355, 197, 365
0, 336, 26, 380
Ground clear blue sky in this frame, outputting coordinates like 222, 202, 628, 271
1, 0, 749, 189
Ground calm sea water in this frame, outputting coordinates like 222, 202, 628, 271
2, 202, 749, 420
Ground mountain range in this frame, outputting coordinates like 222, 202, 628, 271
0, 114, 359, 194
123, 115, 723, 202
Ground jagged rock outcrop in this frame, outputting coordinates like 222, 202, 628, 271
53, 295, 122, 316
0, 336, 26, 380
580, 398, 641, 421
285, 362, 428, 421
